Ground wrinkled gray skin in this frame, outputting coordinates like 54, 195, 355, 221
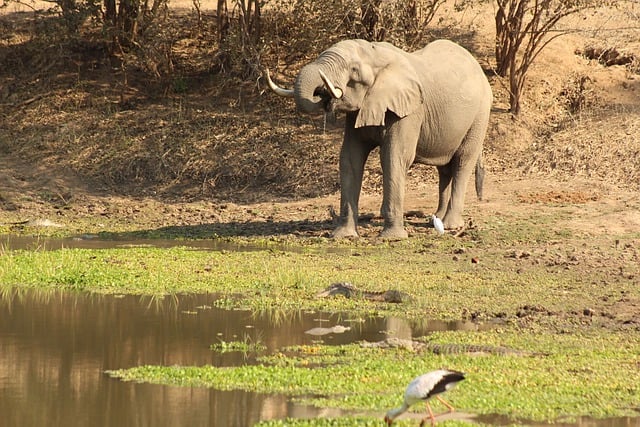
277, 39, 491, 239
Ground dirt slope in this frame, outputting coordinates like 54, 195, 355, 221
0, 2, 638, 234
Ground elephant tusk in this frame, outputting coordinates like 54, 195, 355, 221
318, 69, 343, 99
265, 69, 294, 97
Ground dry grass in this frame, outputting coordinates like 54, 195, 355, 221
525, 107, 640, 187
0, 1, 639, 208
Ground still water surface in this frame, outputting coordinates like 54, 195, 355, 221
0, 234, 269, 252
0, 289, 483, 426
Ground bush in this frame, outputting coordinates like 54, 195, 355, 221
265, 0, 445, 59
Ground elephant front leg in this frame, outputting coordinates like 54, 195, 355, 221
379, 174, 409, 239
333, 129, 371, 238
378, 118, 419, 239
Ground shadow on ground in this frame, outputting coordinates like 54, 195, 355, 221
92, 213, 439, 241
96, 218, 338, 240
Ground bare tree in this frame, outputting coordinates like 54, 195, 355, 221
360, 0, 383, 40
217, 0, 230, 44
494, 0, 607, 115
215, 0, 263, 76
358, 0, 446, 47
237, 0, 261, 47
99, 0, 169, 49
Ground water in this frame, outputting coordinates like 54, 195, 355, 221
0, 234, 268, 252
0, 233, 363, 256
0, 289, 483, 427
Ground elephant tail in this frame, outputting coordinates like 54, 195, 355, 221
475, 154, 485, 201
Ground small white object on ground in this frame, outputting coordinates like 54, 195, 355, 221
432, 215, 445, 235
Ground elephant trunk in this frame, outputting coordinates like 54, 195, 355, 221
294, 62, 326, 113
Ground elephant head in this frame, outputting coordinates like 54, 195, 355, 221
267, 40, 425, 128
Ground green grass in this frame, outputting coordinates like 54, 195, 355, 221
0, 236, 637, 325
0, 242, 634, 323
107, 330, 640, 423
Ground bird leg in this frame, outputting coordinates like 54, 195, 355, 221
419, 402, 437, 427
420, 396, 457, 426
436, 396, 456, 413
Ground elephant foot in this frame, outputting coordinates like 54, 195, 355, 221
332, 225, 359, 239
379, 226, 408, 239
442, 214, 464, 230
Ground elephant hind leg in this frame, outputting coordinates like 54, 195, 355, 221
475, 153, 485, 201
435, 164, 452, 220
439, 156, 470, 230
440, 116, 488, 229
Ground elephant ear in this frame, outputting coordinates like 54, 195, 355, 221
355, 61, 424, 128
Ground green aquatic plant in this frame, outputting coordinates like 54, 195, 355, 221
107, 330, 640, 423
210, 334, 267, 353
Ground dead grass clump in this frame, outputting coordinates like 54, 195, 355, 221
524, 107, 640, 190
6, 89, 341, 202
559, 72, 596, 115
578, 45, 637, 67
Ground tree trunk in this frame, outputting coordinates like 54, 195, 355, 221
509, 59, 521, 115
495, 2, 508, 77
104, 0, 116, 26
360, 0, 383, 40
119, 0, 139, 42
217, 0, 229, 45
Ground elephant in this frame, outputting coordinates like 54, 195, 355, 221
266, 39, 492, 239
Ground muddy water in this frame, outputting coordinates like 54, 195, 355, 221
0, 289, 483, 427
0, 233, 363, 255
0, 234, 268, 252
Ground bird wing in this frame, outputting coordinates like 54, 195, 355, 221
406, 370, 465, 403
424, 370, 465, 399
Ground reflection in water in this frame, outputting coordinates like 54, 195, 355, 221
0, 234, 378, 258
0, 289, 483, 427
0, 234, 269, 252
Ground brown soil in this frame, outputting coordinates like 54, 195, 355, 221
0, 3, 638, 326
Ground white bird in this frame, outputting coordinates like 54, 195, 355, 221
432, 215, 445, 235
384, 369, 465, 426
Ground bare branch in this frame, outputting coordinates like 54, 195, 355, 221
494, 0, 603, 115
